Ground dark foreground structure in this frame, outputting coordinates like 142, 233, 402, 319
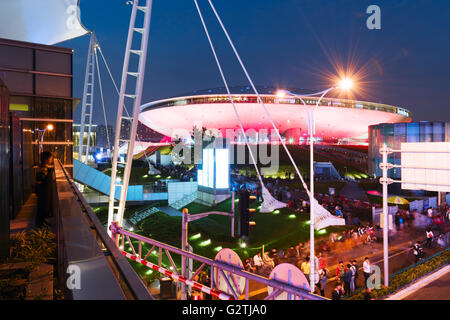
0, 37, 75, 258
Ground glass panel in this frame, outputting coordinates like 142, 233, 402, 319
406, 122, 419, 142
420, 122, 433, 142
432, 122, 445, 141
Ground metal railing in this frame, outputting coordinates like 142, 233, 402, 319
110, 223, 326, 300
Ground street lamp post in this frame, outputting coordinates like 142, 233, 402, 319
277, 78, 353, 293
380, 143, 391, 287
181, 207, 235, 300
35, 124, 54, 156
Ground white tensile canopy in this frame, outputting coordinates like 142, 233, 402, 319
0, 0, 88, 45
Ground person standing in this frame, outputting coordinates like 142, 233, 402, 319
263, 251, 275, 269
344, 264, 353, 294
336, 261, 347, 284
35, 151, 55, 228
300, 257, 311, 282
318, 268, 329, 297
363, 257, 372, 287
318, 252, 327, 270
253, 252, 263, 273
363, 288, 372, 300
352, 259, 359, 289
349, 263, 357, 293
244, 258, 256, 273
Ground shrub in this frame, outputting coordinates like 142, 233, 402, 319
1, 227, 56, 300
9, 227, 56, 269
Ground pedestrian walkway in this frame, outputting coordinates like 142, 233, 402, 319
338, 182, 368, 201
321, 227, 443, 298
242, 225, 437, 299
159, 206, 183, 217
10, 194, 37, 234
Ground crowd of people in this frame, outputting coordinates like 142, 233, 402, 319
242, 244, 377, 299
231, 169, 373, 218
152, 163, 196, 182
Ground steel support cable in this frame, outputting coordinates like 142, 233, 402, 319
206, 0, 313, 197
97, 46, 131, 118
193, 0, 264, 187
97, 43, 151, 163
94, 49, 112, 149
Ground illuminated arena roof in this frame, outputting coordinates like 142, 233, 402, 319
139, 87, 412, 145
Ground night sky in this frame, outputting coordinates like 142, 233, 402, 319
62, 0, 450, 127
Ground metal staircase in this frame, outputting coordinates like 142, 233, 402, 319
128, 206, 160, 225
78, 32, 97, 163
170, 191, 198, 210
107, 0, 153, 235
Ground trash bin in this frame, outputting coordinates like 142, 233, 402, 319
160, 277, 173, 299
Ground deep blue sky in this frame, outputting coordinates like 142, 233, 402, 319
62, 0, 450, 126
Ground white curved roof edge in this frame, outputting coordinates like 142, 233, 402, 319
0, 0, 89, 45
140, 93, 410, 116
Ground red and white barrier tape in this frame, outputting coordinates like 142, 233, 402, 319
121, 251, 234, 300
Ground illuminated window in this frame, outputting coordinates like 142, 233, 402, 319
215, 149, 229, 189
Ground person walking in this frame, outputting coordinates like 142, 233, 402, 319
412, 242, 421, 263
427, 207, 433, 226
363, 257, 372, 287
425, 229, 434, 248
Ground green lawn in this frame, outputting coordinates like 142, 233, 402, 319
132, 198, 350, 263
92, 144, 367, 279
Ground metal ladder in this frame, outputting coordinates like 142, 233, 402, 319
78, 32, 97, 163
107, 0, 153, 235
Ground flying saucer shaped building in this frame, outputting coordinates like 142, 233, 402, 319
139, 86, 412, 145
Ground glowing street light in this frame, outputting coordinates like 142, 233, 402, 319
337, 77, 354, 91
36, 123, 54, 155
276, 90, 286, 98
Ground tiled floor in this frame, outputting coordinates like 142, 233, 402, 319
10, 194, 37, 234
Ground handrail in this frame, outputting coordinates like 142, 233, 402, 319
55, 159, 153, 300
111, 223, 326, 300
